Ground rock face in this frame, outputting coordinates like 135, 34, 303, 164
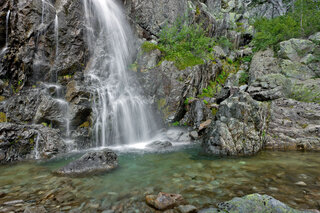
265, 98, 320, 151
146, 192, 185, 211
199, 194, 313, 213
203, 91, 268, 156
55, 149, 118, 176
138, 57, 221, 123
0, 123, 66, 164
249, 49, 280, 83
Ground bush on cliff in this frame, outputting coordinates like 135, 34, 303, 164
253, 0, 320, 51
142, 15, 216, 70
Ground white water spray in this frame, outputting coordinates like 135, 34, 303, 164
84, 0, 158, 147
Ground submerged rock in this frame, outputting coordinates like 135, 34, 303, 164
55, 149, 118, 176
216, 194, 313, 213
177, 205, 197, 213
146, 192, 185, 211
24, 206, 47, 213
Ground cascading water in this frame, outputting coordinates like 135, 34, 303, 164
1, 10, 10, 55
5, 10, 10, 48
54, 13, 59, 59
84, 0, 158, 147
34, 132, 41, 160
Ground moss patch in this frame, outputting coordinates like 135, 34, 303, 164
0, 112, 6, 123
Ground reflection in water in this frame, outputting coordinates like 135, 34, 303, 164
0, 146, 319, 211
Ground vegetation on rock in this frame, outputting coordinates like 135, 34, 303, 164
253, 0, 320, 51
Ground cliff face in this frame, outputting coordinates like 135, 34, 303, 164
0, 0, 318, 163
0, 0, 89, 163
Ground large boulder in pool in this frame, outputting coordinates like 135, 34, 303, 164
56, 149, 118, 176
199, 194, 315, 213
202, 91, 268, 156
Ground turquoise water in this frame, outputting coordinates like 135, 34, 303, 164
0, 145, 319, 212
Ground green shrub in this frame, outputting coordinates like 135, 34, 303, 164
253, 0, 320, 51
141, 42, 159, 53
239, 71, 249, 85
157, 16, 215, 70
199, 60, 238, 98
216, 36, 233, 50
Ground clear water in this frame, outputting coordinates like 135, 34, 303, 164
0, 146, 319, 212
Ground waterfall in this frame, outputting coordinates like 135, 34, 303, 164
54, 13, 59, 59
84, 0, 158, 147
5, 10, 10, 48
1, 10, 10, 55
35, 132, 41, 160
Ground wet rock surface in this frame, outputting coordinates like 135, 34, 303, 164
56, 149, 118, 176
0, 123, 66, 164
146, 141, 173, 150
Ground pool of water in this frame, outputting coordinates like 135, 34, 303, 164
0, 144, 319, 212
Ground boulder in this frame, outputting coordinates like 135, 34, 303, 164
202, 91, 268, 156
55, 149, 118, 176
177, 205, 197, 213
146, 192, 185, 211
278, 38, 315, 62
200, 194, 314, 213
248, 74, 291, 101
146, 141, 172, 149
166, 128, 191, 142
249, 49, 280, 83
309, 32, 320, 43
280, 60, 316, 80
24, 206, 47, 213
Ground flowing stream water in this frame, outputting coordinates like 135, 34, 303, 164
0, 147, 319, 212
83, 0, 158, 147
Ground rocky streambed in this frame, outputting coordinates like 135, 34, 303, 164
0, 145, 319, 212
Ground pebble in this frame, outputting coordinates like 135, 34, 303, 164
295, 181, 307, 186
4, 200, 24, 206
177, 205, 197, 213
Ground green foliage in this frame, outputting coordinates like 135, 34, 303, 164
241, 55, 253, 63
199, 60, 238, 98
203, 99, 208, 105
172, 121, 180, 127
239, 71, 249, 85
184, 97, 194, 105
158, 15, 215, 70
253, 0, 320, 51
211, 108, 218, 116
216, 36, 233, 50
141, 42, 159, 53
